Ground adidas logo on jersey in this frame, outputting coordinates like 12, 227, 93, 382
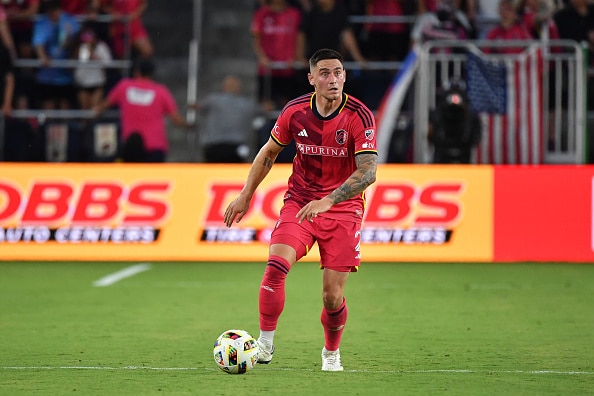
297, 129, 308, 137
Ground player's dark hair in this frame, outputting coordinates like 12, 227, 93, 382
309, 49, 343, 69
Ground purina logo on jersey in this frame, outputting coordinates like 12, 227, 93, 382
335, 129, 347, 145
365, 129, 375, 140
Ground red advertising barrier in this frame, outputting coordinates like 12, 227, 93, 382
494, 166, 594, 262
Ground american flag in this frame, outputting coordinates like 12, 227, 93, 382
466, 48, 544, 164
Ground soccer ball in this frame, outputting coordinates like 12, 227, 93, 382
213, 329, 259, 374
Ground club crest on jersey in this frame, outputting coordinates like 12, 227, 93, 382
365, 129, 375, 140
335, 129, 347, 145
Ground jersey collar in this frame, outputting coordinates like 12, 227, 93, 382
311, 92, 348, 120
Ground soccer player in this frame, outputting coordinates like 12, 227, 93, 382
223, 48, 377, 371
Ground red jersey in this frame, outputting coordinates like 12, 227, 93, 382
271, 92, 377, 222
366, 0, 407, 34
4, 0, 38, 32
251, 4, 301, 77
521, 10, 560, 40
60, 0, 89, 14
486, 23, 533, 54
108, 0, 143, 14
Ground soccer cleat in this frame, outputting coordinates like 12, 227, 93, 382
256, 339, 274, 364
321, 347, 344, 371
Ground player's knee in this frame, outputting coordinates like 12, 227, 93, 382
322, 290, 343, 310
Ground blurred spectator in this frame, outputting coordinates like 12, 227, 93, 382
419, 0, 476, 20
417, 0, 437, 13
73, 24, 112, 109
361, 0, 416, 62
93, 58, 190, 162
4, 0, 39, 60
32, 0, 80, 109
100, 0, 153, 59
428, 81, 482, 163
0, 5, 16, 59
0, 36, 14, 116
474, 0, 500, 37
1, 40, 43, 162
554, 0, 594, 157
519, 0, 560, 40
519, 0, 560, 152
256, 0, 310, 11
296, 0, 366, 65
251, 0, 302, 108
410, 0, 474, 48
553, 0, 594, 92
193, 75, 262, 163
553, 0, 594, 50
459, 0, 477, 23
59, 0, 100, 15
485, 0, 533, 54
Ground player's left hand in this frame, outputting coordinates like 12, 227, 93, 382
296, 197, 333, 224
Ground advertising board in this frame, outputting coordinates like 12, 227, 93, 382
0, 164, 493, 262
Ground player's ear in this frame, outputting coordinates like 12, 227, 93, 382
308, 73, 314, 86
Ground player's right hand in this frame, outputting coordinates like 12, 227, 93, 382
223, 195, 251, 227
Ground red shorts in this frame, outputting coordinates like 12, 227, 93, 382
270, 201, 361, 272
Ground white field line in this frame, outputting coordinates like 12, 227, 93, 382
1, 366, 592, 375
92, 263, 152, 287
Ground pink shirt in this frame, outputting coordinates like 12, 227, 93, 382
366, 0, 407, 34
251, 5, 301, 77
107, 78, 178, 151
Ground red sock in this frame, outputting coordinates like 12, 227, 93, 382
320, 298, 347, 351
259, 255, 290, 331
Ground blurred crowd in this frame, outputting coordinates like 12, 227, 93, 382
1, 0, 594, 163
0, 0, 162, 162
1, 0, 153, 113
252, 0, 591, 111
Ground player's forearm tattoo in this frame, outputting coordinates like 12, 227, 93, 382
262, 157, 274, 169
329, 153, 377, 204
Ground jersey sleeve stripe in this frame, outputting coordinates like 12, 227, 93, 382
344, 101, 375, 128
270, 133, 290, 147
355, 149, 378, 156
280, 94, 312, 116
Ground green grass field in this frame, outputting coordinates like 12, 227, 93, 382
1, 261, 593, 395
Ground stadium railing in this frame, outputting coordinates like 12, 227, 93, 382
413, 40, 586, 165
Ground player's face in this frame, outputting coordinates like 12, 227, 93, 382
308, 59, 346, 101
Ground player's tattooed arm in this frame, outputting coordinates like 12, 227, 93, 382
328, 153, 377, 205
262, 156, 274, 170
224, 138, 283, 227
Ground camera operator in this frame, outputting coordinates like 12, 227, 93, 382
428, 82, 482, 164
